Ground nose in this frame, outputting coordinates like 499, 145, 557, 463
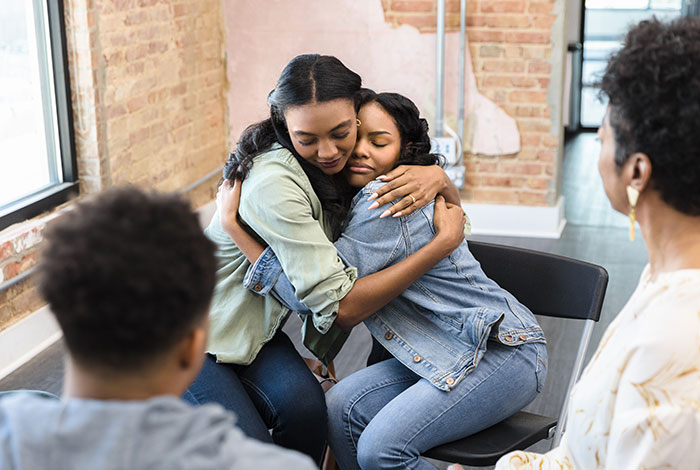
353, 138, 370, 159
318, 139, 338, 159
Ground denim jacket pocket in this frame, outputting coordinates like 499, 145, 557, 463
431, 308, 465, 333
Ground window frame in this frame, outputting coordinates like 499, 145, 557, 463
0, 0, 78, 232
577, 0, 687, 131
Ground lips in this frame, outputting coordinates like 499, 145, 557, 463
346, 163, 374, 174
318, 157, 343, 169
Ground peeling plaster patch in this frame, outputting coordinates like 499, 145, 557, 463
223, 0, 520, 157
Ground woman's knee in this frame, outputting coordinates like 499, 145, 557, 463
275, 378, 327, 427
326, 380, 352, 417
357, 422, 417, 470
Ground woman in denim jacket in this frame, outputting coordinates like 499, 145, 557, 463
219, 91, 547, 470
188, 54, 466, 464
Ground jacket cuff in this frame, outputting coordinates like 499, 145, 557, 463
243, 246, 282, 296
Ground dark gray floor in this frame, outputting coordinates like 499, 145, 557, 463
0, 340, 65, 395
0, 132, 649, 468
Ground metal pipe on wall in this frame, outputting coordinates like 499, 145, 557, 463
435, 0, 445, 137
458, 0, 466, 147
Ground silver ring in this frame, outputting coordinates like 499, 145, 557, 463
409, 194, 417, 204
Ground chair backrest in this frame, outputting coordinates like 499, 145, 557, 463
468, 240, 609, 445
468, 241, 608, 321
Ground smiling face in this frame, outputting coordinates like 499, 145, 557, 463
284, 98, 357, 175
344, 102, 402, 188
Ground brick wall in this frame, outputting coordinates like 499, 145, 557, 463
0, 0, 227, 329
382, 0, 562, 206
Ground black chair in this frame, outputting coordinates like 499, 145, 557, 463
420, 240, 609, 467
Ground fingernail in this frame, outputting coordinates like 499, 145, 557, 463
376, 175, 387, 180
367, 193, 378, 201
392, 212, 402, 218
380, 210, 391, 218
368, 201, 379, 210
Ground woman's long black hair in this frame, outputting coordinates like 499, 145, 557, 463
358, 90, 443, 168
223, 54, 362, 239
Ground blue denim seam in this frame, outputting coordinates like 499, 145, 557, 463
344, 373, 419, 457
376, 309, 482, 390
412, 279, 442, 305
239, 375, 279, 428
397, 344, 522, 467
386, 304, 464, 356
452, 253, 485, 290
434, 312, 507, 386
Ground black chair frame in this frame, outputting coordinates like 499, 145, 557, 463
420, 240, 609, 466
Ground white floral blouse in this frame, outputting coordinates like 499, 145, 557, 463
496, 266, 700, 470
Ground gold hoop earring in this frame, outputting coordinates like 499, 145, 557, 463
626, 185, 639, 241
356, 118, 361, 127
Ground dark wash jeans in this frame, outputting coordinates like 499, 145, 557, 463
183, 331, 327, 464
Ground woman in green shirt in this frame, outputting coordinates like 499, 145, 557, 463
184, 54, 464, 464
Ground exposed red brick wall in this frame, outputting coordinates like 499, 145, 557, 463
0, 0, 227, 328
382, 0, 561, 206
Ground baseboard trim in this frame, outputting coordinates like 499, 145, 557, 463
0, 305, 62, 380
463, 196, 566, 239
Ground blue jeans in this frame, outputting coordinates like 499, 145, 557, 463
183, 331, 327, 464
327, 340, 547, 470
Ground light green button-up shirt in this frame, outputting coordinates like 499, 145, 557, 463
205, 144, 357, 365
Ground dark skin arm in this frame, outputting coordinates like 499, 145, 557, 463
217, 179, 465, 331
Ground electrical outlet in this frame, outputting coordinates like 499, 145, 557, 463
430, 136, 458, 165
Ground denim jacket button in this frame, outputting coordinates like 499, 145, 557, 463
505, 335, 513, 342
413, 354, 422, 363
445, 377, 455, 385
253, 283, 262, 292
519, 334, 527, 341
385, 332, 393, 340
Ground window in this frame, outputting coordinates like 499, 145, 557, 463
586, 0, 682, 9
0, 0, 77, 231
580, 0, 683, 127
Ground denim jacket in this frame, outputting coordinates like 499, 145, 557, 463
244, 180, 546, 391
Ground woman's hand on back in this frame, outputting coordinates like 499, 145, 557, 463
368, 165, 461, 218
216, 179, 242, 234
217, 178, 266, 263
432, 195, 465, 254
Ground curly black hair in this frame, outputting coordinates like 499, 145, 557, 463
600, 17, 700, 215
38, 187, 216, 372
358, 89, 443, 168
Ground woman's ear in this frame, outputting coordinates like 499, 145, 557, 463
624, 152, 652, 193
630, 152, 652, 193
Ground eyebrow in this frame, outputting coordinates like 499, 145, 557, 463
368, 130, 392, 137
293, 119, 353, 137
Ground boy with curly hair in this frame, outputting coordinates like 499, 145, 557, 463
0, 187, 315, 469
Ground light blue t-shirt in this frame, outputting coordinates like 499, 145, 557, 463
0, 392, 316, 470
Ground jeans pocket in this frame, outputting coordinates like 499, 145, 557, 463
534, 342, 548, 393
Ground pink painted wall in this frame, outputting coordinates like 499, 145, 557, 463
222, 0, 519, 156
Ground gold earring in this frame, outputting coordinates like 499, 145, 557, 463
356, 118, 361, 127
626, 185, 639, 241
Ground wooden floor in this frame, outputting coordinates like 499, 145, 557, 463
0, 132, 648, 468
